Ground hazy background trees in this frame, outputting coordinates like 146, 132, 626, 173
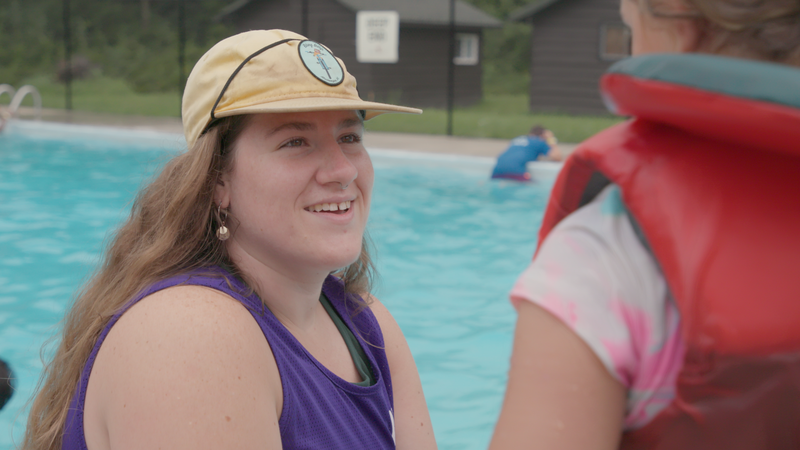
0, 0, 536, 97
466, 0, 536, 94
0, 0, 231, 92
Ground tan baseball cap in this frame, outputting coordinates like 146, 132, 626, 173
181, 29, 422, 148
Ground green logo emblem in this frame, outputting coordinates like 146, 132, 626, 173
298, 41, 344, 86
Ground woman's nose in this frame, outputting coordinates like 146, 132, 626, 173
317, 143, 358, 189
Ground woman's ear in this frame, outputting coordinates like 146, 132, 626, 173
214, 172, 231, 209
675, 17, 704, 52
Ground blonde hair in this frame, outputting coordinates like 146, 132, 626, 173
22, 115, 375, 450
644, 0, 800, 65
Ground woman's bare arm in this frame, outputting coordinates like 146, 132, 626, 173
489, 300, 626, 450
368, 295, 438, 450
84, 285, 284, 450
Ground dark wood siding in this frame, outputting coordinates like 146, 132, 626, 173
306, 0, 370, 91
233, 0, 301, 34
232, 0, 373, 91
227, 0, 486, 109
527, 0, 623, 114
359, 26, 483, 109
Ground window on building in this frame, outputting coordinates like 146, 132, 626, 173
599, 23, 631, 60
454, 33, 479, 65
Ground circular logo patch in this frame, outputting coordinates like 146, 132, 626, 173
298, 40, 345, 86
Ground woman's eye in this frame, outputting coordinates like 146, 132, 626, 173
282, 138, 305, 148
340, 133, 362, 144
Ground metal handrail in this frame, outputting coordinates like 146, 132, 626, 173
0, 84, 15, 102
9, 85, 43, 120
0, 84, 42, 131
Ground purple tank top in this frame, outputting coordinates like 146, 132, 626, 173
62, 267, 396, 449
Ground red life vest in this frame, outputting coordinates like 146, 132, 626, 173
538, 54, 800, 449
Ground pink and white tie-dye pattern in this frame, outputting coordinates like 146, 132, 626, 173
602, 300, 684, 428
510, 185, 685, 430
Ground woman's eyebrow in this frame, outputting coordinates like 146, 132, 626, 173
338, 117, 363, 130
266, 116, 362, 137
267, 122, 315, 136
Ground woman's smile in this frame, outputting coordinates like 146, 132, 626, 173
216, 109, 373, 273
304, 199, 353, 213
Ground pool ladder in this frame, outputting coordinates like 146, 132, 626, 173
0, 84, 43, 130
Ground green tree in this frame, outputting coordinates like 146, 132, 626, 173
462, 0, 540, 94
0, 0, 232, 93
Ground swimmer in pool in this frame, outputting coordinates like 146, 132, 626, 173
23, 29, 437, 450
491, 126, 562, 181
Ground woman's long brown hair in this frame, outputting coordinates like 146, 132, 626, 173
22, 115, 375, 450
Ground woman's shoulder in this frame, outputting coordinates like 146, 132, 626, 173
360, 294, 405, 354
100, 283, 278, 382
106, 283, 275, 373
84, 283, 283, 449
128, 283, 253, 326
361, 294, 391, 329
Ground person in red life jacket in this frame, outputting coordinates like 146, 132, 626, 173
491, 126, 562, 182
489, 0, 800, 448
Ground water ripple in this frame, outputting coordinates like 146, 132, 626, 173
0, 134, 554, 449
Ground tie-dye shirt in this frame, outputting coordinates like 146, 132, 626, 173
510, 184, 685, 429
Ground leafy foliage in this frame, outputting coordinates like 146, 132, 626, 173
462, 0, 541, 94
0, 0, 233, 92
1, 0, 543, 104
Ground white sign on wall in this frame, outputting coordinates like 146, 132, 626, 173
356, 11, 400, 64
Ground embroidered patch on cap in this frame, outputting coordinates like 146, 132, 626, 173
298, 40, 345, 86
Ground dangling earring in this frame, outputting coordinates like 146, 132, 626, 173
215, 204, 230, 241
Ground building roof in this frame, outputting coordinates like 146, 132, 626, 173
338, 0, 501, 27
508, 0, 565, 21
219, 0, 502, 28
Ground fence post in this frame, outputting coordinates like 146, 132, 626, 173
446, 0, 455, 136
63, 0, 72, 111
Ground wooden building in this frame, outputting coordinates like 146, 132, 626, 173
218, 0, 501, 108
510, 0, 631, 115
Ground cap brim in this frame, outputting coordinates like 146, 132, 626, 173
214, 96, 422, 121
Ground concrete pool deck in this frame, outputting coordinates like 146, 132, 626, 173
26, 108, 579, 158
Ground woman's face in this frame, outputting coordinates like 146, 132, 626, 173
621, 0, 699, 55
216, 110, 373, 279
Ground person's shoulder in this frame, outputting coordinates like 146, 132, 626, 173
88, 286, 283, 449
540, 184, 667, 306
361, 294, 402, 343
103, 284, 274, 375
363, 294, 390, 325
126, 284, 252, 329
555, 184, 625, 230
509, 135, 530, 147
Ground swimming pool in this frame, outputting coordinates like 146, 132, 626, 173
0, 121, 557, 449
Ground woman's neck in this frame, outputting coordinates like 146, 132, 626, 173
228, 246, 330, 331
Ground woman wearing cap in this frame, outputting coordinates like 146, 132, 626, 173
24, 30, 436, 450
489, 0, 800, 448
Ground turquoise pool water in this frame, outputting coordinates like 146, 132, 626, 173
0, 122, 556, 449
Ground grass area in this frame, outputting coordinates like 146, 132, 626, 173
21, 74, 181, 117
16, 75, 623, 143
365, 95, 623, 143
